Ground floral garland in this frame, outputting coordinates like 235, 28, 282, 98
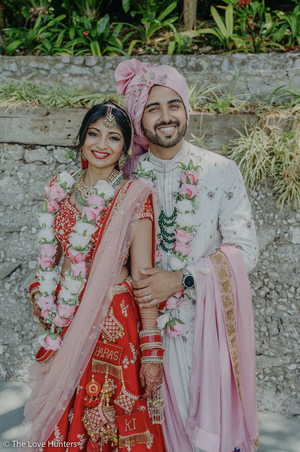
36, 171, 116, 351
134, 155, 201, 337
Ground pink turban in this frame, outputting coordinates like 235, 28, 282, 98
115, 58, 189, 157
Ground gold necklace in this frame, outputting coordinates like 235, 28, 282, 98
74, 169, 123, 207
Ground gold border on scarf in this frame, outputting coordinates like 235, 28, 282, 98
209, 251, 259, 450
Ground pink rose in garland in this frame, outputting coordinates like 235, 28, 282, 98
88, 194, 105, 211
166, 296, 181, 310
44, 334, 62, 351
36, 295, 56, 310
40, 244, 57, 258
68, 249, 86, 263
37, 255, 54, 270
155, 249, 163, 263
43, 199, 60, 214
53, 314, 72, 328
175, 229, 193, 244
179, 183, 199, 199
166, 321, 184, 337
180, 170, 198, 185
45, 184, 68, 202
58, 304, 76, 319
81, 206, 98, 222
71, 261, 88, 277
174, 241, 192, 256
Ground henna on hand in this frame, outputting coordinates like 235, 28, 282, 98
140, 363, 163, 399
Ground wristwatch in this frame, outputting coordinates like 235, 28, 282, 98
181, 269, 195, 289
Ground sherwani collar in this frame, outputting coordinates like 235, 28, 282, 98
147, 141, 187, 173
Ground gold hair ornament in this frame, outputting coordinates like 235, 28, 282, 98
103, 107, 117, 129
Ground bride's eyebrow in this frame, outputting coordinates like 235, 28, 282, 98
88, 127, 121, 137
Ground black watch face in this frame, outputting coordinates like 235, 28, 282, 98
184, 275, 194, 288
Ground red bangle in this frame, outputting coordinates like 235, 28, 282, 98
140, 335, 161, 345
29, 279, 40, 294
142, 349, 164, 357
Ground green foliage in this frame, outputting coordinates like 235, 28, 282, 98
66, 12, 131, 56
275, 5, 300, 48
197, 4, 244, 50
167, 24, 192, 55
3, 13, 66, 55
119, 2, 178, 44
0, 74, 124, 108
229, 121, 300, 209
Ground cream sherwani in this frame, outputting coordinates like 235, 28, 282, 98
139, 141, 259, 443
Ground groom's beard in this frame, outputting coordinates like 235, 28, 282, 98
141, 120, 187, 149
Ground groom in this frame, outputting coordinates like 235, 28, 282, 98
115, 59, 259, 451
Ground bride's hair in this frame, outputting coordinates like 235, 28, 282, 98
73, 101, 133, 156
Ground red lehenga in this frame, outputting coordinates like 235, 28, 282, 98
32, 180, 166, 452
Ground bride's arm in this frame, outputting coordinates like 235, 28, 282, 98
131, 218, 163, 399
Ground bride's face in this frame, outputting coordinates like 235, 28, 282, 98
82, 117, 125, 170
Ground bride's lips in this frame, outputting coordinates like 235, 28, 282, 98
91, 150, 110, 159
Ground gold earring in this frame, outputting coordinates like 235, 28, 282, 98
81, 149, 87, 161
118, 152, 127, 169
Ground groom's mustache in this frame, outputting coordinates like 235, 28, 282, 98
154, 120, 180, 132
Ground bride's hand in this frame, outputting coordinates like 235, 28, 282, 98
140, 363, 163, 399
33, 298, 49, 330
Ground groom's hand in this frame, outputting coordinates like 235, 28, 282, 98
132, 268, 184, 307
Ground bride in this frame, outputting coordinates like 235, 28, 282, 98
26, 101, 166, 452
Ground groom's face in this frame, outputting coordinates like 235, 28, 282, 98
141, 86, 187, 149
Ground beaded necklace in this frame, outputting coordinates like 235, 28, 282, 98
74, 169, 123, 206
158, 206, 177, 252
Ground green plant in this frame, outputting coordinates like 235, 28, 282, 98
223, 0, 285, 53
74, 0, 105, 20
67, 12, 132, 56
119, 2, 178, 44
195, 4, 244, 50
228, 121, 300, 209
0, 74, 125, 108
275, 5, 300, 48
3, 13, 66, 55
167, 24, 192, 55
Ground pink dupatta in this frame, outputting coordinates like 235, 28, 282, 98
17, 180, 158, 452
163, 245, 259, 452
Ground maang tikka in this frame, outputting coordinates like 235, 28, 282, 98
103, 107, 116, 129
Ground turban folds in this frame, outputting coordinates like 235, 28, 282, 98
115, 58, 190, 157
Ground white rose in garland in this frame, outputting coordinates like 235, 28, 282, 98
35, 171, 115, 351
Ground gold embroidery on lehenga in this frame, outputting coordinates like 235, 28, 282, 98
210, 251, 259, 451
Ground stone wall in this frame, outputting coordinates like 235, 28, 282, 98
0, 142, 299, 416
1, 53, 300, 97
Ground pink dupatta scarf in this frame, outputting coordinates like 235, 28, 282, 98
163, 245, 259, 452
17, 180, 157, 452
